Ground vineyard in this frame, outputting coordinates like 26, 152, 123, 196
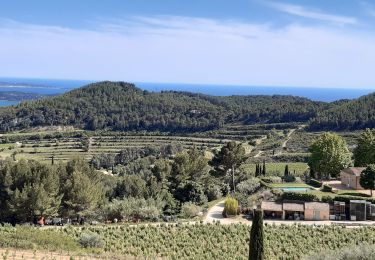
1, 224, 375, 259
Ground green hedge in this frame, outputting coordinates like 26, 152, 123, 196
281, 192, 319, 202
321, 184, 332, 192
322, 195, 375, 204
309, 178, 322, 188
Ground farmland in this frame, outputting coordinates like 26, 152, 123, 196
1, 224, 375, 259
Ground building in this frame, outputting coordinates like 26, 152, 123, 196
304, 202, 330, 221
261, 201, 330, 221
261, 201, 283, 219
340, 167, 366, 190
283, 202, 305, 220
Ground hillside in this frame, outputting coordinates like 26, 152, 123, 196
0, 91, 46, 101
0, 81, 329, 132
309, 92, 375, 130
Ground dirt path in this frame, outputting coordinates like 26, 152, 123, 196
0, 248, 103, 260
204, 200, 250, 225
254, 150, 264, 158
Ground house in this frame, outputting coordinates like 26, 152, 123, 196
340, 167, 366, 190
304, 202, 330, 221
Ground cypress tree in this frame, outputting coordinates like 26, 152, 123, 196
262, 161, 266, 176
249, 210, 264, 260
284, 164, 289, 177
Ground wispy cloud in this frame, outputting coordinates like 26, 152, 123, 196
266, 1, 358, 25
0, 16, 374, 87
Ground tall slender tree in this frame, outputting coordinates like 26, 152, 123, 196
249, 210, 264, 260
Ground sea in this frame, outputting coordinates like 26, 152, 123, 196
0, 77, 373, 106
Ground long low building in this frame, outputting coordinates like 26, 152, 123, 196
261, 201, 330, 221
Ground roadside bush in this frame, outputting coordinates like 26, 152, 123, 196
223, 197, 238, 217
281, 192, 319, 202
180, 202, 202, 218
309, 178, 322, 188
79, 232, 104, 248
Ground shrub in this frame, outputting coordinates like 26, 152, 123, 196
206, 185, 223, 201
281, 192, 319, 202
236, 178, 260, 195
79, 232, 104, 248
282, 175, 296, 183
223, 197, 239, 217
309, 178, 322, 188
181, 202, 202, 218
261, 176, 282, 184
322, 184, 332, 192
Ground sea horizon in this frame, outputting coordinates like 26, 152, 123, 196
0, 77, 374, 103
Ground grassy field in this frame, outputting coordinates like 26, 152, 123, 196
269, 183, 312, 188
240, 162, 309, 177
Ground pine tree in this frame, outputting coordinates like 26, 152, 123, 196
249, 210, 264, 260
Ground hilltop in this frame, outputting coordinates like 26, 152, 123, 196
0, 81, 329, 132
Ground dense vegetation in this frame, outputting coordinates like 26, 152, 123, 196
1, 224, 375, 259
0, 81, 328, 132
309, 92, 375, 130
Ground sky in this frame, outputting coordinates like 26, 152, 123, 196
1, 0, 375, 88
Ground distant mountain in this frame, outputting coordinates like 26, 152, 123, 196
309, 92, 375, 130
0, 91, 47, 101
0, 81, 330, 132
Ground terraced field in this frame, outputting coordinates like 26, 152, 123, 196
0, 133, 231, 162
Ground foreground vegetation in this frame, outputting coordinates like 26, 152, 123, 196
1, 224, 375, 259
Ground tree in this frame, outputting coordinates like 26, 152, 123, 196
308, 132, 352, 179
262, 161, 266, 176
210, 141, 246, 192
63, 171, 103, 216
360, 164, 375, 196
169, 148, 210, 204
354, 128, 375, 167
284, 165, 289, 177
249, 210, 264, 260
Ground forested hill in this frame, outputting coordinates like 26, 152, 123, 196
309, 92, 375, 130
0, 81, 330, 132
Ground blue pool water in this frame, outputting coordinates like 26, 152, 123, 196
281, 187, 313, 192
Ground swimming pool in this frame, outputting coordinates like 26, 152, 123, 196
281, 187, 313, 192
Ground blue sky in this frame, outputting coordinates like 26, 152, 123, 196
1, 0, 375, 88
